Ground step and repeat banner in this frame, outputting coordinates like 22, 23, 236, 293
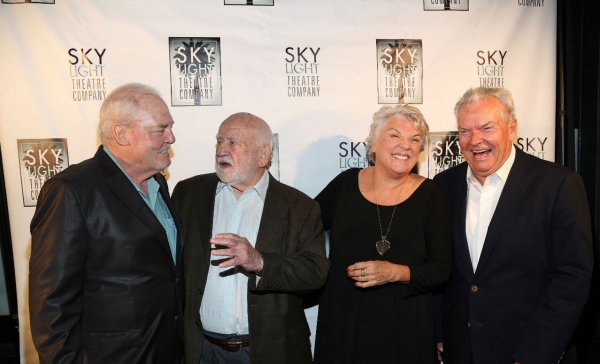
0, 0, 555, 361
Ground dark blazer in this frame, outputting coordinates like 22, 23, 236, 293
434, 147, 593, 364
29, 146, 184, 364
171, 172, 330, 364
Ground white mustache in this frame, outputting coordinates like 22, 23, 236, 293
156, 144, 171, 154
217, 156, 234, 166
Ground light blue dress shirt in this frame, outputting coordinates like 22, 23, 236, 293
103, 147, 178, 262
200, 169, 269, 335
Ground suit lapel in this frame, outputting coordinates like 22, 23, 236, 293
453, 164, 475, 280
475, 149, 533, 275
96, 147, 174, 262
194, 175, 218, 267
157, 174, 183, 268
255, 175, 289, 253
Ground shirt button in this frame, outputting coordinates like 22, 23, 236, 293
467, 321, 471, 327
198, 288, 203, 295
471, 285, 479, 292
174, 315, 179, 321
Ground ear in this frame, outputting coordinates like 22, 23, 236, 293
508, 118, 517, 139
113, 123, 129, 146
257, 144, 272, 168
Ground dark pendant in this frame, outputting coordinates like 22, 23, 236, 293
376, 239, 391, 256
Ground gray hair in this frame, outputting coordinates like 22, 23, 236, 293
365, 104, 429, 163
454, 87, 516, 124
98, 83, 162, 144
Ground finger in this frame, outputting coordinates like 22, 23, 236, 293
211, 248, 235, 257
210, 237, 236, 246
219, 257, 240, 268
214, 233, 242, 239
347, 263, 366, 271
354, 280, 375, 288
347, 268, 365, 279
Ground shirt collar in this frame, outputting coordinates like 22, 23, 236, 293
466, 144, 516, 186
216, 168, 270, 201
103, 146, 160, 202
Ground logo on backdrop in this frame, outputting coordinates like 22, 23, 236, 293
1, 0, 54, 3
517, 136, 548, 160
169, 37, 222, 106
377, 39, 423, 104
339, 141, 369, 170
285, 47, 321, 98
17, 139, 68, 207
269, 133, 281, 180
224, 0, 273, 5
68, 48, 107, 102
477, 50, 507, 88
428, 132, 463, 178
518, 0, 544, 6
423, 0, 468, 11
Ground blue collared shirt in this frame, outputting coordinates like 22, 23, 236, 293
103, 147, 177, 262
200, 169, 269, 335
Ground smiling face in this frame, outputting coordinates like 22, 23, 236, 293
457, 96, 516, 184
215, 116, 270, 192
126, 95, 175, 174
371, 114, 423, 178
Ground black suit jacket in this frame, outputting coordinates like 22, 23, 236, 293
171, 172, 330, 364
29, 147, 184, 364
434, 147, 593, 364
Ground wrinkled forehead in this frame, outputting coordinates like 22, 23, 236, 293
216, 119, 259, 142
457, 98, 505, 124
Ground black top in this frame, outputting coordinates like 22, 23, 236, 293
313, 168, 452, 363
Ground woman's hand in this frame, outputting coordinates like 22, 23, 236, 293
347, 260, 410, 288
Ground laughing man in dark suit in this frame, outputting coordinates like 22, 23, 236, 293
434, 87, 593, 364
29, 83, 184, 363
172, 112, 329, 364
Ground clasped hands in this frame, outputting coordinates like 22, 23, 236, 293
347, 260, 409, 288
210, 233, 263, 273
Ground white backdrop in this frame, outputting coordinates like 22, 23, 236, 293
0, 0, 556, 362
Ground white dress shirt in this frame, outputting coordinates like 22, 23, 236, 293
200, 170, 269, 335
465, 145, 516, 271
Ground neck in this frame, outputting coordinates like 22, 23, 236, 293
107, 147, 155, 194
228, 169, 266, 200
371, 167, 410, 188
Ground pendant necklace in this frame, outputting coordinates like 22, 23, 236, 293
372, 172, 406, 256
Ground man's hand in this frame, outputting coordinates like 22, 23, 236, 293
437, 342, 443, 362
211, 233, 264, 272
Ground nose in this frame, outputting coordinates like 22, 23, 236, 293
216, 142, 228, 157
468, 130, 483, 146
398, 135, 410, 149
166, 128, 176, 144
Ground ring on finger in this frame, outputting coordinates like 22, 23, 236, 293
361, 269, 365, 277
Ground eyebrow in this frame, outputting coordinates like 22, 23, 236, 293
215, 135, 240, 141
388, 127, 421, 137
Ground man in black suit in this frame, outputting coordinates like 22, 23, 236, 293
172, 112, 329, 364
434, 87, 593, 364
29, 83, 184, 363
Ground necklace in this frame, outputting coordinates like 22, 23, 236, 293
371, 171, 406, 256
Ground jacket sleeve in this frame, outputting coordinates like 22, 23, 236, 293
512, 171, 594, 364
406, 182, 453, 296
249, 200, 330, 293
29, 178, 88, 364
